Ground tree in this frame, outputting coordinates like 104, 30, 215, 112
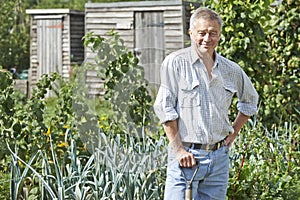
32, 0, 157, 11
0, 0, 29, 72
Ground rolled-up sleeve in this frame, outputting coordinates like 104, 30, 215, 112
154, 54, 180, 123
154, 87, 178, 123
237, 69, 259, 116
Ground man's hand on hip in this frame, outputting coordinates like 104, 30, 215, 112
225, 133, 237, 148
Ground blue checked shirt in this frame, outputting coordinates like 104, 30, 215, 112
154, 47, 258, 144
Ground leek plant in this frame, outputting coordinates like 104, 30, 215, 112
8, 128, 167, 199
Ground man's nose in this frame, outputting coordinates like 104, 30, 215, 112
203, 33, 211, 41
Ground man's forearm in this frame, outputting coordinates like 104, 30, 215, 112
225, 111, 250, 147
163, 120, 196, 167
163, 120, 185, 156
232, 111, 250, 135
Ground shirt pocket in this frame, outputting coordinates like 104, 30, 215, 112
223, 85, 236, 102
178, 80, 201, 108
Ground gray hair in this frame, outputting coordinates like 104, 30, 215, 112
190, 7, 223, 32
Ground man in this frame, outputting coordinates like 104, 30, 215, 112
154, 7, 258, 199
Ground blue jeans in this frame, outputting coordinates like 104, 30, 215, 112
164, 145, 229, 200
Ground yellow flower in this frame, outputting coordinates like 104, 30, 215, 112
100, 125, 104, 129
63, 125, 69, 129
45, 128, 51, 136
101, 116, 106, 121
18, 160, 23, 167
57, 142, 68, 148
48, 160, 54, 164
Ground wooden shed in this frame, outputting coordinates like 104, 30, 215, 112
85, 0, 199, 95
26, 9, 85, 96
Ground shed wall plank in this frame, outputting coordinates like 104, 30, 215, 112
84, 2, 192, 96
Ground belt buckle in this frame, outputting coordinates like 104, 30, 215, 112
206, 144, 210, 151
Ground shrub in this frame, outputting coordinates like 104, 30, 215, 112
83, 31, 158, 137
228, 120, 300, 199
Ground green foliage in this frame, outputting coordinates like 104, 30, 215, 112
0, 69, 99, 198
7, 130, 167, 199
228, 121, 300, 199
0, 72, 59, 166
0, 70, 85, 164
83, 31, 156, 136
0, 0, 154, 72
32, 0, 87, 10
261, 1, 300, 126
0, 0, 29, 71
205, 0, 300, 128
1, 1, 300, 198
2, 67, 299, 199
0, 71, 25, 162
3, 116, 299, 199
0, 170, 10, 199
31, 0, 161, 11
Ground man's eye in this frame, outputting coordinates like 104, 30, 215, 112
210, 32, 218, 37
198, 32, 206, 36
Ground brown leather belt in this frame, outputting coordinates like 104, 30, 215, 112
182, 139, 226, 151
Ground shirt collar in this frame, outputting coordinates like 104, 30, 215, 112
190, 46, 219, 68
190, 46, 200, 65
213, 53, 219, 68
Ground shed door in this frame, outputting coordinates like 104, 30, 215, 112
36, 18, 63, 81
135, 11, 164, 89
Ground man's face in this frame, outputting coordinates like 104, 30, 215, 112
189, 18, 221, 57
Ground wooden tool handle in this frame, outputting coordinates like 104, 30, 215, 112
185, 188, 192, 200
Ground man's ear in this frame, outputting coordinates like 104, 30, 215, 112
188, 29, 192, 36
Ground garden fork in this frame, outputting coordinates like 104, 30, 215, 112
180, 162, 200, 200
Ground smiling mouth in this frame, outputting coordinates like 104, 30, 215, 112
201, 43, 210, 47
200, 44, 210, 49
194, 41, 210, 50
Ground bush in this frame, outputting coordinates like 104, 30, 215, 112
83, 31, 158, 136
228, 120, 300, 199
